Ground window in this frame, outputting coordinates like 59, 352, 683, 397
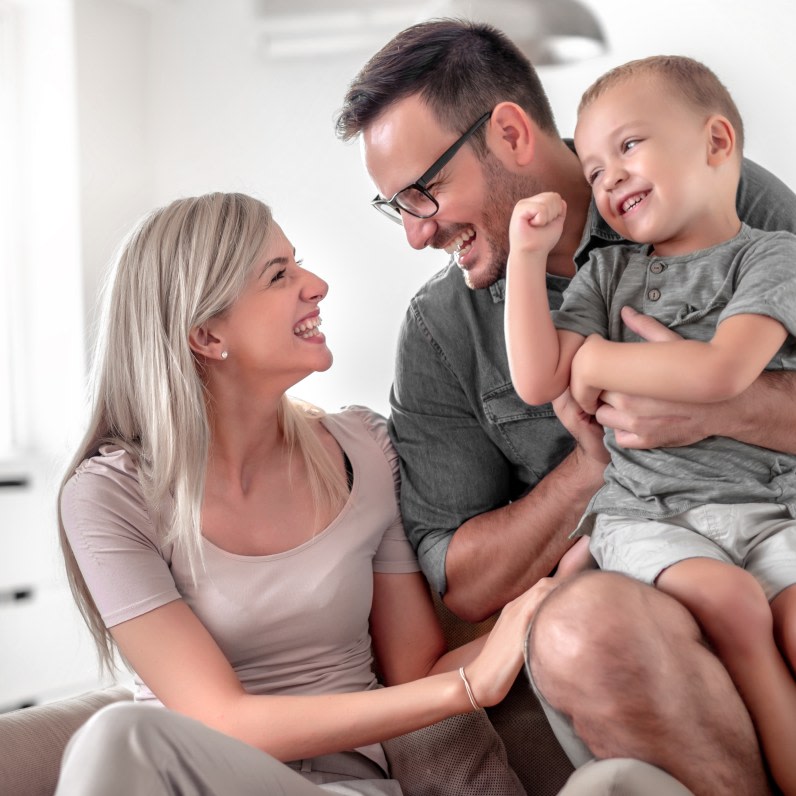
0, 5, 23, 459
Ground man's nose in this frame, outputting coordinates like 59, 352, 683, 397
401, 213, 436, 250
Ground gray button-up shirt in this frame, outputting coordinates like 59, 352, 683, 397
389, 157, 796, 596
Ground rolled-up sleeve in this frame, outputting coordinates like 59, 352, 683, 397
389, 302, 516, 596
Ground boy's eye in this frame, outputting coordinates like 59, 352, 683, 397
623, 139, 639, 152
587, 169, 602, 186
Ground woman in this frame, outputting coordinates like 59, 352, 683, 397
56, 192, 559, 795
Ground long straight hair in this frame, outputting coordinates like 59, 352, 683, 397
58, 193, 348, 671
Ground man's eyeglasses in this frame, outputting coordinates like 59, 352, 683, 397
371, 111, 492, 225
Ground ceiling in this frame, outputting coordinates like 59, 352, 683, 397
251, 0, 607, 63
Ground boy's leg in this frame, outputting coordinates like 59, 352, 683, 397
772, 583, 796, 673
527, 570, 768, 796
658, 557, 796, 795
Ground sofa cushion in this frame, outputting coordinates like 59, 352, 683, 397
0, 685, 133, 796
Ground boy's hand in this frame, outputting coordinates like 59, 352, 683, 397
509, 192, 567, 258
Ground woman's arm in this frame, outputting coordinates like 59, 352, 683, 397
571, 312, 788, 414
111, 573, 556, 763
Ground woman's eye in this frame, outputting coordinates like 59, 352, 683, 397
270, 268, 286, 284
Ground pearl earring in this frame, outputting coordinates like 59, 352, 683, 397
220, 351, 228, 360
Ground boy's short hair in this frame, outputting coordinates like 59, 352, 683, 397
579, 55, 744, 152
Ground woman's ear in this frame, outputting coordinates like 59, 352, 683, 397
706, 114, 736, 166
486, 101, 536, 168
188, 322, 225, 360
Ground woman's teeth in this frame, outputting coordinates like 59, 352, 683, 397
445, 227, 475, 256
294, 316, 322, 338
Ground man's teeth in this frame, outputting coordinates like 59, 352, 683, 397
622, 193, 648, 214
444, 227, 476, 255
294, 316, 322, 338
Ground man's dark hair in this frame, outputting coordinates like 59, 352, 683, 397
335, 18, 558, 152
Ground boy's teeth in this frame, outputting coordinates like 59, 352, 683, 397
622, 193, 648, 214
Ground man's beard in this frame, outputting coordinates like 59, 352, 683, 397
465, 154, 540, 290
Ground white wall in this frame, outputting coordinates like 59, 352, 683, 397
73, 0, 796, 425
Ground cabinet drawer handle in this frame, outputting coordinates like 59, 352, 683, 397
0, 477, 30, 488
0, 588, 34, 603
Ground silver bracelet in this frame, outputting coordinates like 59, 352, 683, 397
458, 666, 481, 711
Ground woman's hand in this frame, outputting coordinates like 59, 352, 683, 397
461, 577, 559, 708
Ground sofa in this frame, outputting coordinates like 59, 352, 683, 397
0, 596, 574, 796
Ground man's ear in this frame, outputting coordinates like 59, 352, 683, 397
188, 322, 225, 360
706, 114, 736, 166
486, 101, 536, 168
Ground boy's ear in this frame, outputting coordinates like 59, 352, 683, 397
706, 114, 736, 166
188, 322, 225, 360
486, 101, 536, 168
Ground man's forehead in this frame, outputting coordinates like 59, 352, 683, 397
362, 96, 448, 191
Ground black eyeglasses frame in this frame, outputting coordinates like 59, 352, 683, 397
371, 111, 493, 225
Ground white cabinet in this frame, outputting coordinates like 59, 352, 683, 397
0, 459, 111, 711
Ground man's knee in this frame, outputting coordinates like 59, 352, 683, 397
526, 571, 700, 717
558, 758, 695, 796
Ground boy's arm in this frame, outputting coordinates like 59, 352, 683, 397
571, 310, 787, 414
505, 192, 584, 404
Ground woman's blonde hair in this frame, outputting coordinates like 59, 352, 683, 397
58, 192, 348, 671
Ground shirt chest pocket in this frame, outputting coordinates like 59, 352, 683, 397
482, 385, 574, 484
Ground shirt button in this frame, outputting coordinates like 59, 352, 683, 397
647, 288, 661, 301
650, 262, 666, 274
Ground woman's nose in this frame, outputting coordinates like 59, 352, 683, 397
303, 269, 328, 302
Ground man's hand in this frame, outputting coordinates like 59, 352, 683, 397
596, 306, 710, 449
552, 387, 610, 465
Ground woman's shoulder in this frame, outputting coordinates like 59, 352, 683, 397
62, 444, 150, 529
323, 406, 399, 477
324, 405, 390, 449
66, 444, 140, 494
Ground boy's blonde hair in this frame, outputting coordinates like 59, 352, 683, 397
579, 55, 744, 153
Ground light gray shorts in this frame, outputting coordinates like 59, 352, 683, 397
590, 502, 796, 601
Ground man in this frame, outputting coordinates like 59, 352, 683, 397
336, 18, 796, 796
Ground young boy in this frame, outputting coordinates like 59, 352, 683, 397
504, 55, 796, 794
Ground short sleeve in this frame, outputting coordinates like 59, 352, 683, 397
344, 406, 420, 575
60, 448, 181, 628
719, 230, 796, 337
551, 255, 610, 338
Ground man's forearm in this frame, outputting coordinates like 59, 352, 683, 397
442, 446, 605, 622
714, 370, 796, 453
